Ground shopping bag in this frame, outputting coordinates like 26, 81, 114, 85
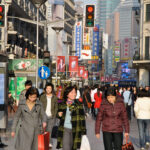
38, 130, 49, 150
122, 137, 134, 150
80, 135, 91, 150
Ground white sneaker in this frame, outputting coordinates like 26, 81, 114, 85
140, 148, 145, 150
146, 142, 150, 149
49, 143, 53, 148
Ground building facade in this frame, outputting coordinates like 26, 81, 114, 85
133, 0, 150, 86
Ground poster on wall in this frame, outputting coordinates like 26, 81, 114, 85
16, 77, 27, 101
0, 74, 4, 104
78, 66, 85, 78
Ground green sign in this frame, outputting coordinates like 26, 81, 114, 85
16, 77, 27, 101
8, 59, 43, 71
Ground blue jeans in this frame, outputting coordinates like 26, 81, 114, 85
137, 119, 150, 148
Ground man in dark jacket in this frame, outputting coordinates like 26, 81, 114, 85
19, 80, 32, 101
40, 83, 58, 148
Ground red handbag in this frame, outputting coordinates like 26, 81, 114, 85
38, 129, 49, 150
122, 137, 134, 150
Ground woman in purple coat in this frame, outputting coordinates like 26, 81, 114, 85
95, 87, 130, 150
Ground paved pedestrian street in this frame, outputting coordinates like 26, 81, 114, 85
0, 115, 148, 150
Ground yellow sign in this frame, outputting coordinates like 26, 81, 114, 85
91, 56, 99, 59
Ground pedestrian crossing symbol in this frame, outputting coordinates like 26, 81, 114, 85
38, 66, 50, 79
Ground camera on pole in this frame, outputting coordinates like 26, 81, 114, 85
85, 5, 95, 27
0, 5, 5, 27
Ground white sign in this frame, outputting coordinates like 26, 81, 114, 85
81, 50, 92, 59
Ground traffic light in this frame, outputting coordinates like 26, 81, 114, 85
0, 5, 5, 27
85, 5, 95, 27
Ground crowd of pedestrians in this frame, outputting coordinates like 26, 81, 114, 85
1, 80, 150, 150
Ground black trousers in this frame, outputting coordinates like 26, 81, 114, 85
103, 132, 123, 150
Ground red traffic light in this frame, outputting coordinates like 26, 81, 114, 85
87, 6, 94, 13
0, 6, 3, 13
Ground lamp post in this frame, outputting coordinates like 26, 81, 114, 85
63, 41, 71, 79
51, 27, 63, 85
32, 0, 47, 88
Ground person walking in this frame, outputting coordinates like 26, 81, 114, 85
40, 82, 58, 148
94, 87, 102, 117
123, 87, 132, 121
134, 89, 150, 150
57, 86, 86, 150
19, 80, 32, 102
11, 87, 47, 150
82, 86, 92, 116
95, 87, 129, 150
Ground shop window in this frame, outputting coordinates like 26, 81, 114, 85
146, 4, 150, 22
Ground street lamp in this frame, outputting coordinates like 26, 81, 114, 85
32, 0, 47, 88
52, 27, 63, 85
63, 41, 71, 79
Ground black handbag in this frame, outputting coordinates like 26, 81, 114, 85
51, 126, 58, 138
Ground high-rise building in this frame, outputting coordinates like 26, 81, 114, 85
98, 0, 120, 30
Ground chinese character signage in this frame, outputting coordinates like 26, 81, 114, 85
69, 56, 78, 72
114, 41, 120, 62
57, 56, 65, 72
75, 22, 82, 58
92, 24, 100, 56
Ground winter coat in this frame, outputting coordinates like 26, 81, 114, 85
95, 96, 129, 134
12, 100, 47, 150
134, 97, 150, 119
57, 100, 86, 150
19, 89, 26, 101
94, 93, 102, 108
40, 94, 58, 118
82, 92, 92, 107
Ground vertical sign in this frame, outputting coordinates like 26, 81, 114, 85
114, 41, 120, 62
92, 24, 99, 56
57, 56, 65, 72
0, 74, 4, 104
69, 56, 78, 72
75, 22, 82, 58
78, 66, 85, 77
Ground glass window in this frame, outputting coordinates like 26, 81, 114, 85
145, 36, 150, 59
146, 4, 150, 22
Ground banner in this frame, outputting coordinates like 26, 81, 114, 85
78, 66, 85, 77
93, 24, 100, 56
57, 56, 65, 72
69, 56, 78, 72
75, 22, 82, 58
83, 71, 88, 79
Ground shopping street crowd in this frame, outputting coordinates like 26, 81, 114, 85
0, 80, 150, 150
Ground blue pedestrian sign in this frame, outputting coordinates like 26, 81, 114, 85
38, 66, 50, 79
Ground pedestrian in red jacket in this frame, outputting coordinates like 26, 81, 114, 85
95, 87, 129, 150
94, 88, 102, 116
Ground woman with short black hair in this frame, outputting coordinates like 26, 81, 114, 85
11, 87, 47, 150
57, 86, 86, 150
95, 87, 129, 150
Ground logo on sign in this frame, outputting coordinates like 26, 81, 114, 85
38, 66, 50, 79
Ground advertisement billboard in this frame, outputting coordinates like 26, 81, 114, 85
78, 66, 85, 78
75, 22, 82, 58
69, 56, 78, 72
81, 50, 92, 60
57, 56, 65, 72
114, 41, 120, 62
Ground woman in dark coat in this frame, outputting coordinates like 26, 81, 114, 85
11, 87, 47, 150
82, 86, 92, 115
95, 87, 129, 150
57, 86, 86, 150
